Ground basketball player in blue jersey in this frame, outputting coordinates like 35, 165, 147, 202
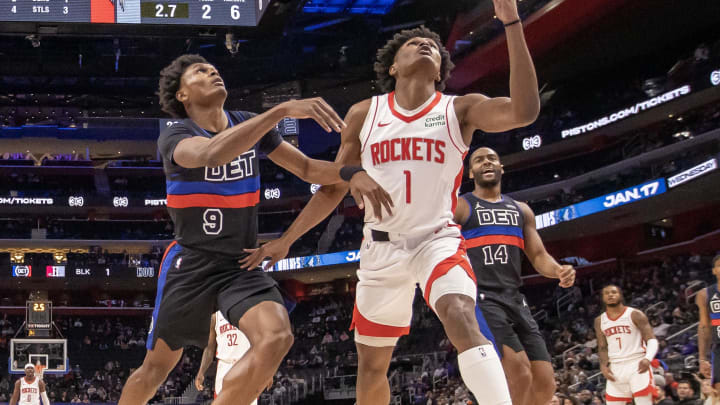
243, 1, 542, 403
696, 255, 720, 391
118, 54, 392, 405
454, 147, 576, 405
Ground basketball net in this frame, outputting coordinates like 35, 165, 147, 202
34, 363, 45, 380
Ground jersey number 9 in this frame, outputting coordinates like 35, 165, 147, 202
203, 209, 223, 235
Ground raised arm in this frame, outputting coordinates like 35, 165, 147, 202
519, 202, 575, 287
10, 379, 20, 405
454, 0, 540, 141
195, 313, 218, 391
631, 310, 658, 373
595, 316, 615, 382
241, 99, 391, 269
173, 98, 346, 169
696, 289, 712, 376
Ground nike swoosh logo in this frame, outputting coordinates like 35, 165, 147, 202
378, 122, 391, 127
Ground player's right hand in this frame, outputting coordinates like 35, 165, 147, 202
279, 98, 346, 133
600, 365, 615, 382
700, 359, 712, 377
194, 375, 204, 391
349, 171, 393, 221
240, 238, 291, 270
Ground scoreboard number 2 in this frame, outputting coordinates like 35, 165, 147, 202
201, 4, 211, 19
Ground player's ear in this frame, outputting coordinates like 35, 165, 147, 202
468, 168, 474, 179
176, 89, 188, 103
500, 164, 504, 175
389, 65, 397, 77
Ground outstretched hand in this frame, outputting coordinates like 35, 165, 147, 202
348, 171, 393, 221
279, 98, 346, 133
239, 238, 291, 270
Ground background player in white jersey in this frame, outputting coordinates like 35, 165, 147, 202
195, 311, 269, 404
10, 364, 50, 405
594, 285, 658, 405
242, 0, 539, 403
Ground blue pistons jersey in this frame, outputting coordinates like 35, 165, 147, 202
706, 284, 720, 345
157, 110, 283, 258
460, 193, 525, 290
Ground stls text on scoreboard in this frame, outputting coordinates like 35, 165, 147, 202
0, 0, 270, 26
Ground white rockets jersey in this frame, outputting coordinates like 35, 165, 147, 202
359, 91, 467, 235
600, 307, 646, 362
19, 377, 40, 405
214, 311, 251, 363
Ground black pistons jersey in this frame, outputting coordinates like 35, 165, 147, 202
706, 284, 720, 345
157, 110, 282, 258
460, 193, 525, 290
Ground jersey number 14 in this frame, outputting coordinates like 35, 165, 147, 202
482, 245, 509, 265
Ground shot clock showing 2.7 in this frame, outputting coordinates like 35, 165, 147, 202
1, 0, 268, 26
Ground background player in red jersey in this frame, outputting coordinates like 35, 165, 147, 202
595, 285, 658, 405
243, 0, 540, 403
454, 146, 575, 405
10, 364, 50, 405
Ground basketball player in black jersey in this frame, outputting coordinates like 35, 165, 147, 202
696, 255, 720, 391
118, 54, 392, 405
454, 147, 576, 405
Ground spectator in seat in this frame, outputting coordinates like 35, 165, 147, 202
677, 380, 702, 405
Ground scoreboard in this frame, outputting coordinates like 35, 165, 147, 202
26, 301, 52, 330
0, 0, 271, 26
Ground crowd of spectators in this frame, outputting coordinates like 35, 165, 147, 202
0, 252, 716, 404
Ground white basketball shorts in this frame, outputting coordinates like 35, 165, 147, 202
350, 224, 477, 347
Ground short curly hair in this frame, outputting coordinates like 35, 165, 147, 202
373, 26, 454, 93
157, 54, 209, 118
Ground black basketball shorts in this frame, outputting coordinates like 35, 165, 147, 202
147, 242, 285, 351
476, 289, 551, 362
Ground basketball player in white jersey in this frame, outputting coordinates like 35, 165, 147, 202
10, 364, 50, 405
241, 1, 538, 403
594, 285, 658, 405
195, 311, 270, 404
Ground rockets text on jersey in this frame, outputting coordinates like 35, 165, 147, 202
214, 311, 251, 363
600, 307, 646, 363
19, 377, 40, 405
359, 91, 467, 235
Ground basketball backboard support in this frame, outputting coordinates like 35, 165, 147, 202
9, 339, 68, 375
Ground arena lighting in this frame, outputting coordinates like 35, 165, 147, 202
264, 188, 281, 200
522, 135, 542, 150
711, 69, 720, 86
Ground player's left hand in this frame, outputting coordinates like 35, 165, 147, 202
638, 359, 651, 373
349, 171, 394, 221
557, 264, 575, 288
240, 238, 291, 270
194, 374, 204, 391
492, 0, 520, 25
700, 359, 712, 378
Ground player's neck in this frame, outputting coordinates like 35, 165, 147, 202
473, 184, 502, 202
392, 80, 437, 111
187, 105, 228, 133
606, 304, 626, 317
24, 376, 35, 383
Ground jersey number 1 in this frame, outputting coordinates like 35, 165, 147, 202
403, 170, 411, 204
